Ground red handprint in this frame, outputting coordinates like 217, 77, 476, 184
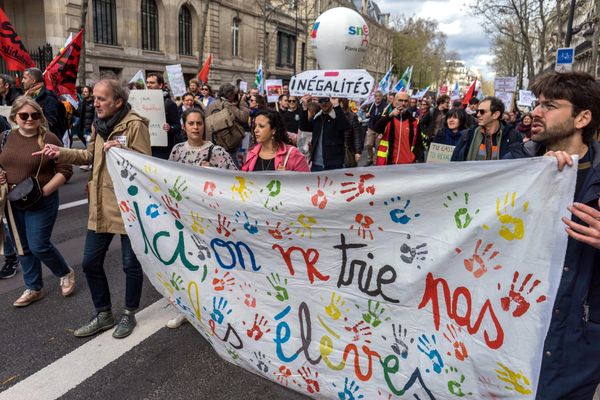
350, 213, 382, 240
216, 214, 235, 237
458, 239, 502, 278
203, 180, 216, 196
500, 271, 547, 317
306, 176, 335, 209
244, 313, 271, 341
274, 365, 295, 387
443, 323, 468, 361
161, 194, 181, 219
266, 221, 293, 241
297, 366, 320, 394
119, 200, 136, 223
341, 173, 376, 202
237, 282, 257, 308
212, 269, 235, 291
344, 320, 373, 343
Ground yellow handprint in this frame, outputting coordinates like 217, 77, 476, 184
495, 362, 532, 395
325, 292, 346, 320
231, 176, 254, 202
156, 272, 175, 296
495, 192, 528, 241
290, 214, 324, 238
148, 177, 161, 193
190, 210, 209, 235
143, 163, 156, 174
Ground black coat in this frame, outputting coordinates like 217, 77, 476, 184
79, 97, 95, 130
344, 110, 363, 154
35, 86, 66, 137
0, 86, 22, 106
164, 93, 183, 150
299, 105, 349, 169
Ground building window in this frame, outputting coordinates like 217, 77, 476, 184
277, 31, 296, 68
93, 0, 117, 45
141, 0, 159, 51
232, 18, 240, 58
178, 6, 192, 55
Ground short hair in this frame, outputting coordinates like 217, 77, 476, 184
482, 96, 505, 120
96, 78, 129, 103
181, 107, 205, 124
218, 83, 237, 100
468, 97, 480, 105
445, 107, 469, 130
531, 71, 600, 143
24, 67, 44, 84
147, 72, 165, 85
189, 78, 199, 86
436, 95, 450, 106
255, 109, 291, 145
278, 94, 288, 102
374, 91, 383, 97
182, 92, 195, 101
0, 74, 13, 86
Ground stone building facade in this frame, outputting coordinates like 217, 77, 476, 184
0, 0, 394, 88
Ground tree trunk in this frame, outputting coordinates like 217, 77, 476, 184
198, 0, 210, 69
79, 0, 88, 86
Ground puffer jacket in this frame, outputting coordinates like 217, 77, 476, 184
57, 110, 151, 234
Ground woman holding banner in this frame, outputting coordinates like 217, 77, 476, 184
241, 109, 309, 172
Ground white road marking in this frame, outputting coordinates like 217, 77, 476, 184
58, 199, 88, 211
0, 299, 177, 400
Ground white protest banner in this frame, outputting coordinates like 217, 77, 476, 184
128, 90, 167, 147
165, 64, 187, 97
0, 105, 11, 122
289, 69, 374, 99
518, 90, 537, 108
495, 91, 514, 113
239, 81, 248, 92
108, 150, 576, 399
494, 77, 518, 93
426, 143, 455, 163
265, 79, 283, 103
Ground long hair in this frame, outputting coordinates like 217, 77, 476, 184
10, 95, 48, 148
255, 109, 291, 145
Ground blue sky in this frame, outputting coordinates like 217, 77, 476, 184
377, 0, 494, 78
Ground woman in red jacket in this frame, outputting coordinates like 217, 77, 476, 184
242, 109, 309, 172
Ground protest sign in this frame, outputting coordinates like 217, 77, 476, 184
166, 64, 187, 97
495, 91, 514, 113
426, 143, 455, 163
239, 81, 248, 92
494, 77, 517, 93
518, 90, 537, 108
0, 105, 11, 121
128, 90, 167, 147
265, 79, 283, 103
108, 151, 575, 399
289, 69, 374, 99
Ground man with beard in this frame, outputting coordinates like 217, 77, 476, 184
372, 91, 424, 165
508, 71, 600, 399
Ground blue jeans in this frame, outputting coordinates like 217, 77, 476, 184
3, 221, 16, 258
10, 191, 70, 290
82, 230, 143, 312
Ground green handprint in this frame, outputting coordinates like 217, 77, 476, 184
445, 366, 471, 397
170, 272, 184, 291
226, 347, 239, 360
361, 299, 389, 328
443, 192, 479, 229
266, 272, 289, 302
169, 176, 189, 202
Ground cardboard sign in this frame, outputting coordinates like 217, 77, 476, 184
518, 90, 537, 108
495, 91, 514, 113
239, 81, 248, 92
426, 143, 455, 163
128, 90, 167, 147
265, 79, 283, 103
165, 64, 187, 97
494, 77, 518, 93
289, 69, 374, 99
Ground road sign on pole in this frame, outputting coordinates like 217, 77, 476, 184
555, 47, 574, 72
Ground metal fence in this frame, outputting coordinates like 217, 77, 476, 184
0, 43, 54, 77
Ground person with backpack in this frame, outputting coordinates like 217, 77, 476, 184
166, 107, 237, 329
22, 68, 67, 140
205, 83, 249, 167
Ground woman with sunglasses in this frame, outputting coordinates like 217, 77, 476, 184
242, 109, 309, 172
0, 96, 74, 307
198, 84, 215, 111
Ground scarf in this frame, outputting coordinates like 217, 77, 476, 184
25, 82, 44, 99
466, 125, 503, 161
93, 103, 131, 141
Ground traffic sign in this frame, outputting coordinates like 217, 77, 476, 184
555, 47, 574, 72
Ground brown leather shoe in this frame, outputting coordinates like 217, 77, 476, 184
13, 289, 43, 307
59, 268, 76, 297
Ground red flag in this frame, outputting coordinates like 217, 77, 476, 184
462, 79, 477, 108
44, 29, 83, 96
0, 8, 34, 70
197, 54, 211, 83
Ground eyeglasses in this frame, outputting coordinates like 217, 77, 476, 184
533, 100, 572, 113
397, 99, 410, 103
476, 109, 489, 115
17, 112, 42, 121
201, 88, 209, 91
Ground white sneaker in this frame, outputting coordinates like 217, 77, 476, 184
166, 313, 188, 329
79, 165, 92, 171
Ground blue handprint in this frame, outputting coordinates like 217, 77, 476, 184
145, 203, 161, 219
417, 333, 444, 374
384, 196, 421, 224
210, 296, 232, 324
334, 377, 364, 400
235, 211, 259, 234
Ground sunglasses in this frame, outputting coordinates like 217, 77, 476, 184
201, 88, 209, 91
17, 112, 42, 121
289, 100, 297, 103
476, 109, 489, 115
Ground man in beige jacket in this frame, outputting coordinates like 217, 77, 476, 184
35, 78, 151, 339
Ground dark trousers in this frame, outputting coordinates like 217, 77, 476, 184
82, 230, 143, 312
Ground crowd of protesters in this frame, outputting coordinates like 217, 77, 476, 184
0, 68, 598, 399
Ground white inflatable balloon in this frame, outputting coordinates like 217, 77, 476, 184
310, 7, 369, 69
